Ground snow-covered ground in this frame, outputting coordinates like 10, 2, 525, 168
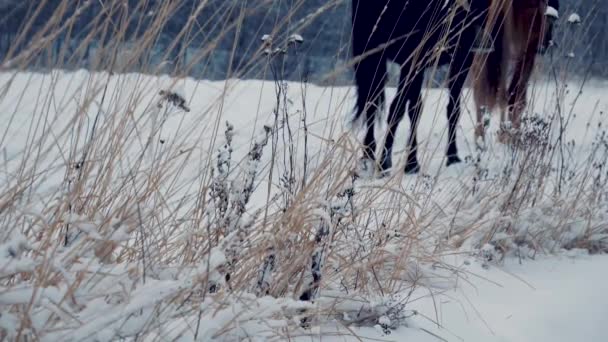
310, 254, 608, 342
1, 70, 607, 341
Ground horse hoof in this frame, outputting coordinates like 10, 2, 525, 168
377, 167, 392, 178
404, 161, 420, 174
355, 157, 375, 179
446, 155, 462, 166
378, 158, 392, 177
497, 130, 511, 145
475, 136, 487, 152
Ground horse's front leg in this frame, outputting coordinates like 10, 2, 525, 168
362, 115, 377, 161
380, 68, 412, 175
403, 72, 425, 174
446, 70, 469, 166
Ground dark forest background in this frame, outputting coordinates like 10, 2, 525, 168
0, 0, 605, 84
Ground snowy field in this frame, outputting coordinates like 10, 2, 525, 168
1, 70, 607, 341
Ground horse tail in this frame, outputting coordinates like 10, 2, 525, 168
352, 52, 387, 129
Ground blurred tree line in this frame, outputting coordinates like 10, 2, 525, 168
0, 0, 605, 84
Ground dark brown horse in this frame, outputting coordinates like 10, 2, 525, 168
351, 0, 487, 176
472, 0, 558, 145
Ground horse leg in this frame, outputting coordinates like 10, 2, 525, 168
475, 105, 491, 150
507, 59, 525, 131
498, 105, 509, 144
404, 72, 425, 174
352, 115, 378, 177
353, 52, 387, 177
503, 5, 542, 144
446, 65, 471, 166
506, 53, 535, 142
362, 116, 377, 162
380, 67, 411, 174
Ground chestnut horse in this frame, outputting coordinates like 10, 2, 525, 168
472, 0, 558, 145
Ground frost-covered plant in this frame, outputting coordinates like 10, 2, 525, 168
158, 89, 190, 112
299, 186, 355, 302
206, 124, 272, 291
209, 122, 234, 235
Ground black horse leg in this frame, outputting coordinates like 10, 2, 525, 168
353, 115, 378, 178
446, 67, 469, 166
404, 72, 425, 174
354, 53, 387, 175
380, 68, 411, 174
362, 115, 376, 161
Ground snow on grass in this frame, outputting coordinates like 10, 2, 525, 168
568, 13, 581, 24
545, 6, 559, 19
0, 69, 607, 340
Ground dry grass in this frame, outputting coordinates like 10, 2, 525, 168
0, 1, 607, 341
